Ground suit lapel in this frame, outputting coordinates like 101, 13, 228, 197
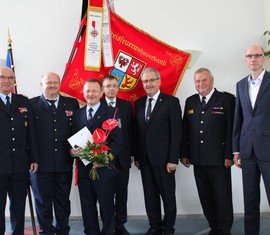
240, 77, 252, 110
203, 90, 218, 109
87, 103, 105, 131
147, 93, 164, 126
0, 97, 9, 114
253, 72, 270, 110
40, 95, 51, 112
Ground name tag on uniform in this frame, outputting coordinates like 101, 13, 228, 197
211, 107, 224, 114
187, 109, 194, 114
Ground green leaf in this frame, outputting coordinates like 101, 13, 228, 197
268, 39, 270, 45
264, 30, 269, 36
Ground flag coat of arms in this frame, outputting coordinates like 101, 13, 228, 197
60, 10, 191, 103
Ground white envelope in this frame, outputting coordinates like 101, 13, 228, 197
68, 127, 93, 166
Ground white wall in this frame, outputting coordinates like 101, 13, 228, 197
0, 0, 269, 216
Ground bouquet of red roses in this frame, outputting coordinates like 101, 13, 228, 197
76, 118, 119, 180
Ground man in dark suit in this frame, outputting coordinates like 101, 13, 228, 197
30, 72, 79, 234
71, 78, 122, 235
233, 45, 270, 235
181, 68, 234, 235
134, 67, 182, 235
0, 67, 38, 235
101, 75, 134, 235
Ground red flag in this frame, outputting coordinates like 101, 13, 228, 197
60, 11, 190, 103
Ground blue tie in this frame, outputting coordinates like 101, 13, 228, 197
201, 96, 206, 107
6, 96, 11, 112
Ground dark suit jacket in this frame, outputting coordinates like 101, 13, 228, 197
73, 102, 122, 178
30, 95, 79, 172
233, 70, 270, 161
0, 94, 38, 174
134, 92, 182, 166
101, 98, 134, 169
182, 90, 235, 166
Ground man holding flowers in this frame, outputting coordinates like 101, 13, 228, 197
70, 78, 122, 235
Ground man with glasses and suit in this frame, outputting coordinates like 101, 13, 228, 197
101, 75, 134, 235
233, 45, 270, 235
134, 67, 182, 235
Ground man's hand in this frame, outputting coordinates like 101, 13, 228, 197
224, 159, 233, 168
134, 161, 140, 170
29, 163, 38, 173
92, 162, 103, 168
233, 153, 242, 168
167, 163, 177, 173
180, 158, 190, 168
70, 147, 80, 157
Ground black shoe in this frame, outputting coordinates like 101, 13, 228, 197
163, 232, 174, 235
144, 228, 163, 235
115, 227, 130, 235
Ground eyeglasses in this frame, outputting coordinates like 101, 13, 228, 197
141, 78, 159, 84
0, 75, 15, 81
245, 54, 264, 59
103, 84, 118, 89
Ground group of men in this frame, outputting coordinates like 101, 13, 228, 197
0, 44, 269, 235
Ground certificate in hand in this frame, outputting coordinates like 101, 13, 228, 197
68, 126, 92, 148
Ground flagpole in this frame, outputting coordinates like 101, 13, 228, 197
7, 30, 18, 94
7, 30, 38, 235
62, 12, 87, 80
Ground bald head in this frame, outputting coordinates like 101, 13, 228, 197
0, 67, 15, 95
40, 72, 61, 99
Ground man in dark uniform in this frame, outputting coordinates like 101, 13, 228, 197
101, 75, 134, 235
134, 67, 182, 235
0, 67, 38, 235
71, 78, 122, 235
181, 67, 234, 235
30, 72, 79, 234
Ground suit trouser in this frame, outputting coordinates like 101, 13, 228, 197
0, 172, 28, 235
140, 164, 176, 233
115, 168, 129, 229
194, 165, 233, 235
30, 171, 72, 235
242, 154, 270, 235
78, 175, 116, 235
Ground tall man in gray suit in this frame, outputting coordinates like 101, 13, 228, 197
233, 45, 270, 235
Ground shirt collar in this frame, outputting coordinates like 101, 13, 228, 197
147, 90, 160, 101
105, 97, 116, 105
248, 69, 265, 84
0, 92, 12, 104
199, 88, 215, 101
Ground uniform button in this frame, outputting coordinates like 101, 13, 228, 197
11, 118, 14, 121
200, 131, 203, 134
54, 129, 57, 132
200, 141, 204, 143
12, 148, 15, 151
54, 119, 56, 122
55, 138, 58, 141
201, 111, 204, 114
12, 138, 15, 141
55, 149, 58, 152
201, 121, 203, 124
12, 128, 15, 131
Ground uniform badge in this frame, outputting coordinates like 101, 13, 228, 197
24, 121, 28, 127
187, 109, 194, 114
65, 110, 73, 116
117, 118, 122, 129
18, 107, 28, 113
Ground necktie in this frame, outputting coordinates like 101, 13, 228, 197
146, 98, 153, 124
88, 108, 93, 120
201, 96, 206, 107
109, 101, 115, 107
6, 96, 11, 112
47, 99, 57, 113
